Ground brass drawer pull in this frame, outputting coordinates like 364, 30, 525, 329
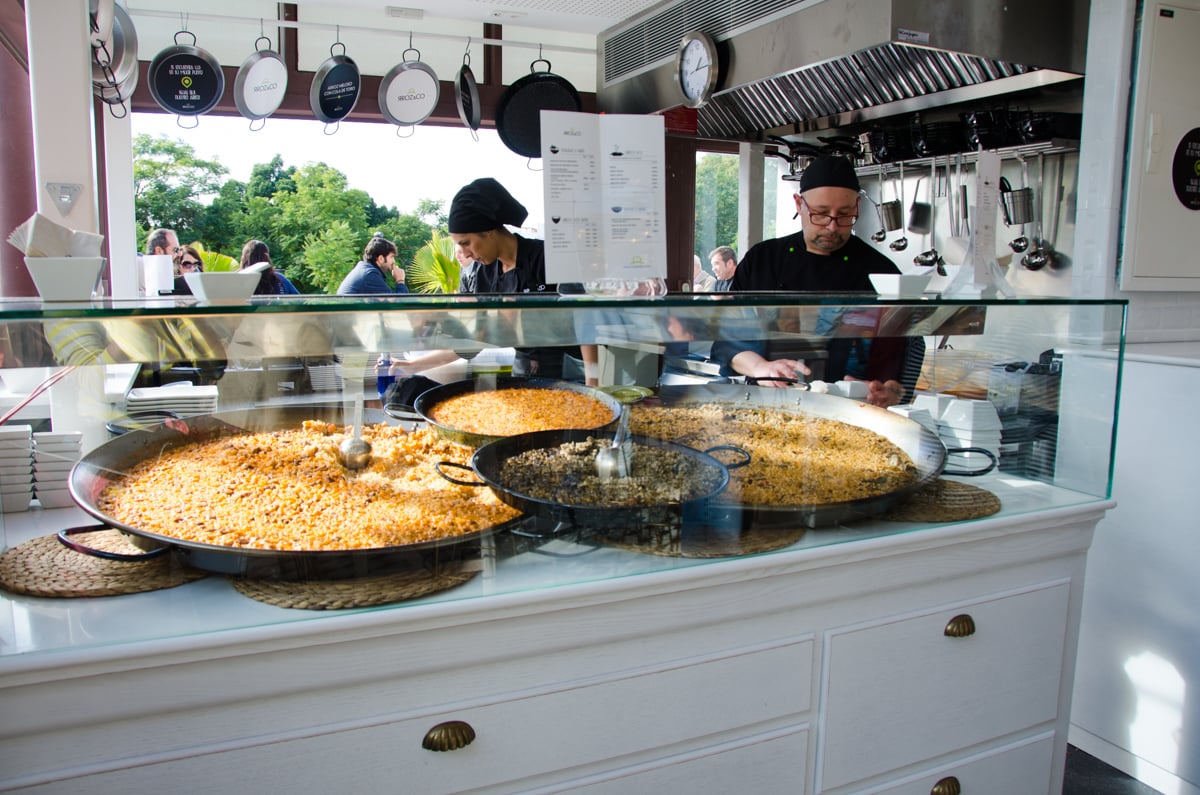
931, 775, 962, 795
422, 720, 476, 751
944, 614, 976, 638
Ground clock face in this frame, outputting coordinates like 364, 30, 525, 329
676, 32, 717, 108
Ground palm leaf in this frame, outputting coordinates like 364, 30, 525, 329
408, 230, 459, 294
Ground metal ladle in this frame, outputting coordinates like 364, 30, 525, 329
595, 404, 632, 480
338, 390, 372, 470
914, 159, 944, 273
1022, 152, 1050, 271
889, 161, 909, 252
1009, 155, 1031, 253
871, 169, 887, 242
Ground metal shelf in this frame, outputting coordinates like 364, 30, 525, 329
855, 139, 1079, 178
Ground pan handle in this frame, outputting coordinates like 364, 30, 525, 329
942, 447, 998, 477
384, 403, 422, 422
435, 460, 485, 487
704, 444, 751, 470
57, 525, 172, 561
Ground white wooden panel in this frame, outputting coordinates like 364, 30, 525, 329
857, 732, 1055, 795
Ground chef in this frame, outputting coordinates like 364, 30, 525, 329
710, 155, 923, 407
447, 178, 589, 380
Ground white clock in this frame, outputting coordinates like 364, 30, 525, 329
675, 31, 719, 109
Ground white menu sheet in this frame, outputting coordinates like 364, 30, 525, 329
540, 111, 666, 285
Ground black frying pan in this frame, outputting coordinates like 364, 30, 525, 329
495, 58, 581, 158
310, 41, 360, 128
456, 54, 481, 132
148, 29, 224, 117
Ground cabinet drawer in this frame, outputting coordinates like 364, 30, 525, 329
858, 732, 1054, 795
17, 638, 812, 795
819, 583, 1069, 790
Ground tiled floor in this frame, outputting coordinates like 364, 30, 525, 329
1064, 745, 1164, 795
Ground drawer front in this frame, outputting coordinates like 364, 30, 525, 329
563, 726, 808, 795
819, 583, 1069, 790
857, 732, 1054, 795
16, 638, 812, 795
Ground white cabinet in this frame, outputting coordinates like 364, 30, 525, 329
0, 504, 1102, 795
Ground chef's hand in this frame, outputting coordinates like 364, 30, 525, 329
865, 379, 905, 407
743, 357, 810, 388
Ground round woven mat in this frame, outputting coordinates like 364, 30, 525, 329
230, 566, 478, 610
0, 531, 207, 598
881, 479, 1001, 523
597, 524, 806, 558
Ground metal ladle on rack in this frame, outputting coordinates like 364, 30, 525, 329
871, 169, 887, 242
1008, 155, 1031, 253
1021, 152, 1051, 271
913, 158, 945, 274
888, 161, 909, 252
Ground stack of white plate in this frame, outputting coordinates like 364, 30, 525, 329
888, 404, 939, 436
0, 425, 34, 513
307, 364, 344, 392
123, 385, 219, 417
33, 431, 82, 509
936, 398, 1002, 466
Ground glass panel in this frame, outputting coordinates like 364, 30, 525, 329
0, 294, 1126, 657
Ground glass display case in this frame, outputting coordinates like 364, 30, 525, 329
0, 292, 1126, 659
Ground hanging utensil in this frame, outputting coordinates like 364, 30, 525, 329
455, 40, 481, 135
148, 26, 224, 124
309, 32, 360, 134
233, 29, 288, 129
889, 161, 909, 251
1022, 152, 1050, 270
914, 159, 944, 273
1043, 153, 1068, 270
871, 169, 888, 242
495, 54, 582, 158
378, 36, 440, 136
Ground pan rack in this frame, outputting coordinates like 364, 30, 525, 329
853, 139, 1079, 179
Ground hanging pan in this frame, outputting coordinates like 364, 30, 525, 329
234, 34, 288, 129
455, 46, 481, 133
495, 57, 581, 158
378, 44, 440, 135
147, 29, 224, 121
91, 3, 138, 118
310, 37, 360, 133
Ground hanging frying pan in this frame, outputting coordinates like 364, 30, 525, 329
92, 2, 137, 88
456, 50, 481, 133
310, 40, 360, 130
495, 57, 581, 158
234, 35, 288, 127
148, 29, 224, 118
378, 46, 440, 132
88, 0, 115, 53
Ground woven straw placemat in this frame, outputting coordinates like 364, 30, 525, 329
0, 530, 207, 598
230, 566, 478, 610
881, 479, 1001, 523
597, 524, 806, 558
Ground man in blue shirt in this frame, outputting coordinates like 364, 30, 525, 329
337, 234, 409, 295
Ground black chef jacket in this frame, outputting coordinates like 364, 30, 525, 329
710, 232, 923, 396
469, 234, 582, 379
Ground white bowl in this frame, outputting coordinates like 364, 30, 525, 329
34, 488, 74, 509
0, 425, 33, 439
24, 256, 105, 301
939, 398, 1002, 429
33, 431, 83, 444
869, 273, 933, 298
184, 271, 260, 302
1, 490, 31, 512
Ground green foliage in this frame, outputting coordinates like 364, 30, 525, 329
298, 221, 360, 294
408, 230, 460, 294
132, 134, 228, 248
186, 242, 238, 273
694, 153, 740, 259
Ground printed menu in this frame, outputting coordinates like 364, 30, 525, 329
540, 111, 666, 285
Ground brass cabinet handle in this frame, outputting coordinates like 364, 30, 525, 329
931, 775, 962, 795
422, 720, 476, 752
943, 613, 976, 638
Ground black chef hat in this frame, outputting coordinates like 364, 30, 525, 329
799, 155, 860, 193
448, 178, 528, 233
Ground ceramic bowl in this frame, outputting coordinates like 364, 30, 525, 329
869, 273, 933, 298
184, 271, 260, 302
24, 257, 105, 301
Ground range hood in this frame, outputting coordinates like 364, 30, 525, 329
596, 0, 1090, 140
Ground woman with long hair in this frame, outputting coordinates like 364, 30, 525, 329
240, 240, 300, 296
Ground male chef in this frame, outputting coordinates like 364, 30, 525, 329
710, 155, 922, 407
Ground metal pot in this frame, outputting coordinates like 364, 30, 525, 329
387, 375, 621, 447
233, 35, 288, 124
309, 41, 360, 127
652, 384, 996, 528
147, 30, 225, 117
439, 429, 748, 530
66, 407, 508, 579
378, 46, 440, 130
455, 51, 481, 132
495, 58, 581, 158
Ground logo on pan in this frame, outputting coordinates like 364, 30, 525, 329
396, 88, 427, 101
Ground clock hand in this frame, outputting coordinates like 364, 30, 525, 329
690, 61, 710, 74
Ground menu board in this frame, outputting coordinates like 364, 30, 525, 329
540, 111, 666, 285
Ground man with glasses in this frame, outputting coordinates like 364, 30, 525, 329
711, 155, 920, 406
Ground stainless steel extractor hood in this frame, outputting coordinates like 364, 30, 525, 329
597, 0, 1090, 139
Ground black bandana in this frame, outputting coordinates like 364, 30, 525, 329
799, 155, 860, 193
448, 178, 528, 233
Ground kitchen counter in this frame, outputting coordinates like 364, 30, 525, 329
1122, 340, 1200, 367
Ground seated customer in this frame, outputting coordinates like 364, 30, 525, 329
338, 234, 409, 295
171, 245, 204, 295
241, 240, 300, 295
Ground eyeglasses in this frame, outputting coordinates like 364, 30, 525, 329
800, 198, 859, 228
179, 260, 203, 271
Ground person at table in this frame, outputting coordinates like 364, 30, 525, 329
241, 240, 300, 296
447, 177, 590, 381
337, 234, 409, 295
709, 245, 738, 291
170, 244, 204, 295
710, 155, 922, 407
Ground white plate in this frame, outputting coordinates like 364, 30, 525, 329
126, 385, 219, 400
0, 425, 34, 439
33, 431, 83, 443
30, 441, 81, 454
